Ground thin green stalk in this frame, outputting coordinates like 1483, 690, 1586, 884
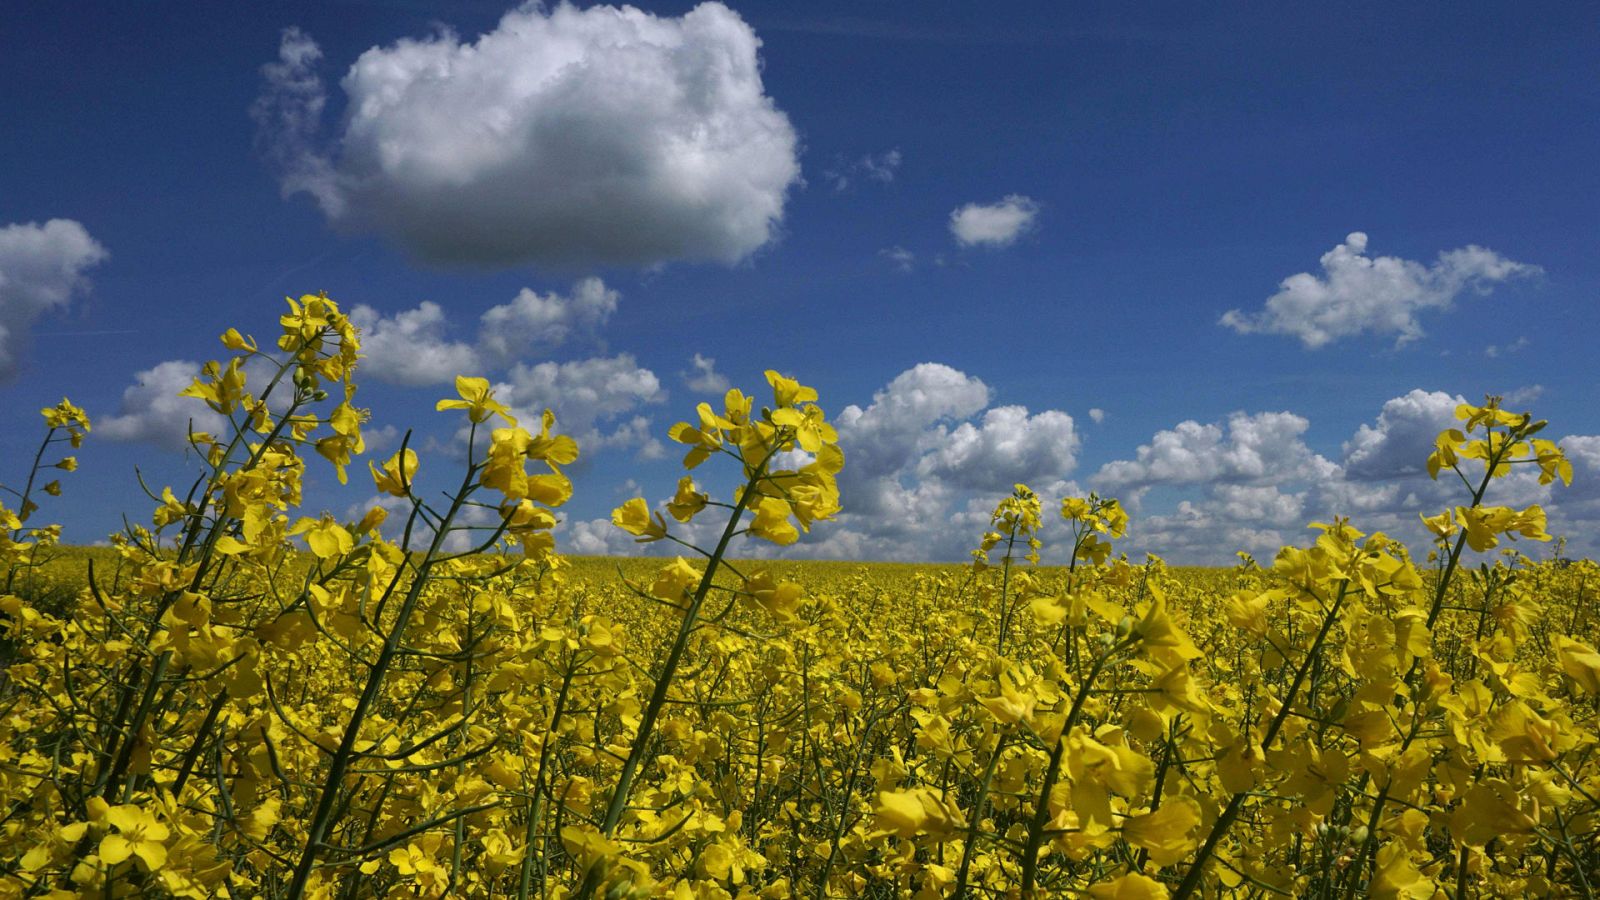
1172, 579, 1351, 900
1018, 639, 1125, 895
575, 443, 781, 898
284, 450, 480, 899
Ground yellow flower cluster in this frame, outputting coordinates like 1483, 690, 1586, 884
0, 301, 1596, 900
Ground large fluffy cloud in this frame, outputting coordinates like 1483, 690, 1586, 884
1220, 233, 1538, 348
834, 363, 992, 481
0, 219, 109, 383
254, 3, 800, 268
916, 406, 1079, 491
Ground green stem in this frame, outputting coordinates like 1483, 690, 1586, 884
284, 453, 479, 899
1172, 579, 1350, 900
1018, 641, 1121, 895
576, 444, 780, 897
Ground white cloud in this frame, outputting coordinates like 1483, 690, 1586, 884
0, 219, 109, 383
564, 517, 638, 556
1341, 388, 1464, 480
362, 423, 402, 455
1094, 410, 1337, 490
879, 246, 916, 272
1132, 499, 1294, 565
949, 194, 1039, 247
823, 148, 902, 191
98, 360, 226, 451
1505, 384, 1544, 406
566, 363, 1083, 563
916, 406, 1078, 491
1087, 409, 1344, 563
547, 379, 1600, 565
1088, 407, 1106, 424
780, 363, 1080, 561
498, 354, 666, 456
1220, 232, 1539, 348
350, 278, 619, 386
1485, 336, 1529, 358
1081, 388, 1600, 564
349, 301, 481, 386
255, 3, 800, 268
1211, 484, 1306, 526
337, 281, 669, 463
683, 353, 730, 395
478, 277, 617, 363
834, 363, 991, 480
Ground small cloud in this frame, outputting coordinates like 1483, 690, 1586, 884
683, 353, 731, 395
1485, 336, 1530, 358
823, 148, 902, 192
1088, 408, 1106, 424
1505, 384, 1544, 405
879, 246, 916, 272
949, 194, 1039, 248
498, 354, 666, 456
362, 423, 402, 454
1220, 233, 1539, 349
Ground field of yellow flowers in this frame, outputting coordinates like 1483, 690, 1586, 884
2, 295, 1597, 899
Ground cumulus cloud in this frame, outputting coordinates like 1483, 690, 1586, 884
1131, 499, 1297, 565
949, 195, 1039, 247
1094, 411, 1337, 491
254, 3, 800, 268
916, 406, 1078, 491
98, 360, 226, 451
790, 363, 1079, 560
478, 277, 617, 363
1086, 408, 1352, 562
498, 354, 666, 456
1083, 388, 1600, 564
1341, 388, 1464, 480
350, 278, 619, 386
349, 301, 481, 387
683, 353, 730, 395
0, 219, 109, 383
548, 378, 1600, 564
1220, 232, 1539, 348
1088, 408, 1106, 424
577, 362, 1085, 562
834, 363, 991, 481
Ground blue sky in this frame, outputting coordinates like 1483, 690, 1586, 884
2, 0, 1597, 563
